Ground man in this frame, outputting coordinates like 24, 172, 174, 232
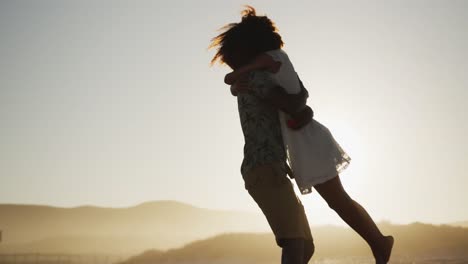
210, 7, 315, 263
236, 71, 314, 264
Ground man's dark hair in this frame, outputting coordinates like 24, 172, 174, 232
209, 6, 284, 69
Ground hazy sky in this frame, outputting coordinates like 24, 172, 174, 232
1, 0, 467, 226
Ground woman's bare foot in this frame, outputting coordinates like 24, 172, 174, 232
373, 235, 394, 264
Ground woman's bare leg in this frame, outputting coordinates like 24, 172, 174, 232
314, 175, 394, 263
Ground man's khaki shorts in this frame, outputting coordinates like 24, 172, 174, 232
243, 162, 313, 245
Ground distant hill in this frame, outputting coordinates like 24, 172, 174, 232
450, 221, 468, 228
121, 223, 468, 264
2, 201, 467, 258
0, 201, 267, 255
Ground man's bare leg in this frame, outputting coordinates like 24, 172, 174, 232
280, 238, 314, 264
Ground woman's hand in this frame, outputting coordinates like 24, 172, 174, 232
224, 72, 237, 85
230, 75, 251, 96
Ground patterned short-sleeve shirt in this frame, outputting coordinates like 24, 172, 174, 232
237, 71, 287, 176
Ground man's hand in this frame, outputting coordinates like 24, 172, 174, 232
287, 106, 314, 130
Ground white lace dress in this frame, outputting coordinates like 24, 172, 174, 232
265, 49, 351, 194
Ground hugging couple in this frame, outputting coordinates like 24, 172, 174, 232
209, 6, 394, 264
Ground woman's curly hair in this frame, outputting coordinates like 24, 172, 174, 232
209, 6, 283, 68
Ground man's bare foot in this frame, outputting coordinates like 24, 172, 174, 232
373, 235, 394, 264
